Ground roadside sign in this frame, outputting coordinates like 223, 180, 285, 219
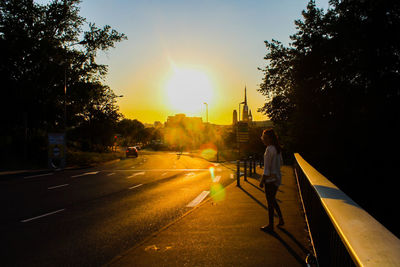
48, 133, 66, 169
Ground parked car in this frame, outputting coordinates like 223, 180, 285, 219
126, 146, 138, 158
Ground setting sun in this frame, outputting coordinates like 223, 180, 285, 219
165, 67, 214, 115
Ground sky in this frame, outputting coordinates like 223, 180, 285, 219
38, 0, 331, 125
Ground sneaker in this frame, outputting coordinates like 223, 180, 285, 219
260, 224, 274, 232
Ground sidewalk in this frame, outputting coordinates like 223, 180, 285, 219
108, 166, 313, 266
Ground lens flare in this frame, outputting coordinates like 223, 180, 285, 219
209, 166, 215, 181
210, 183, 225, 202
208, 164, 225, 202
200, 143, 217, 160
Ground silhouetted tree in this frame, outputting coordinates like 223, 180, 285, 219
116, 119, 145, 147
259, 0, 400, 236
0, 0, 126, 163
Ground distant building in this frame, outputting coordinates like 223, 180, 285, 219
232, 110, 238, 125
241, 86, 252, 123
165, 113, 203, 128
154, 121, 163, 128
233, 86, 271, 128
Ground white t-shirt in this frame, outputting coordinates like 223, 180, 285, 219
263, 145, 283, 186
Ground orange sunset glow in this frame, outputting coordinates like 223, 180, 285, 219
165, 66, 214, 115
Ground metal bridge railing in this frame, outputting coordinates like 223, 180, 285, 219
294, 153, 400, 266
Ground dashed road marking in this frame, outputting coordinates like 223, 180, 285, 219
24, 173, 54, 179
48, 184, 69, 190
71, 171, 99, 178
186, 191, 210, 207
127, 172, 145, 178
107, 172, 116, 176
21, 209, 65, 223
213, 175, 221, 183
129, 184, 143, 190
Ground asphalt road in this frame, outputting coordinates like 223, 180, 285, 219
0, 151, 237, 266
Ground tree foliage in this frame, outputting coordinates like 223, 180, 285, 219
258, 0, 400, 235
0, 0, 127, 161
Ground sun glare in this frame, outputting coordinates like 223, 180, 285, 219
165, 68, 213, 115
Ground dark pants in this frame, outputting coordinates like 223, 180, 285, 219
265, 183, 283, 225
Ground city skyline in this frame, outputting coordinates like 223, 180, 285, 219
35, 0, 330, 124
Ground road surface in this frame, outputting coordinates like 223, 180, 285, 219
0, 151, 236, 266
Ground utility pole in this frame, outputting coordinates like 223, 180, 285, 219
203, 102, 208, 123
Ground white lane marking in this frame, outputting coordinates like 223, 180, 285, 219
214, 163, 220, 166
213, 175, 221, 183
21, 209, 65, 223
131, 166, 136, 169
230, 173, 234, 179
107, 172, 116, 176
129, 184, 143, 190
71, 171, 99, 178
48, 184, 69, 190
185, 172, 196, 177
161, 172, 168, 176
24, 173, 54, 179
186, 191, 210, 207
127, 172, 145, 178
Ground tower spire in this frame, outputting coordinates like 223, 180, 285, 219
242, 85, 249, 121
244, 85, 247, 105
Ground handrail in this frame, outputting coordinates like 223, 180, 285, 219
294, 153, 400, 266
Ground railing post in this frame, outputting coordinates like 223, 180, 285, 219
236, 160, 240, 187
248, 156, 252, 176
253, 157, 256, 175
244, 159, 247, 181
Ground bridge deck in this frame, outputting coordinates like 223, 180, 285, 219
109, 165, 312, 266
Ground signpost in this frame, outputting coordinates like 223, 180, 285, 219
48, 133, 66, 169
236, 122, 249, 143
236, 121, 249, 159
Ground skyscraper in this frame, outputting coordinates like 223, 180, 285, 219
241, 86, 252, 122
233, 110, 238, 125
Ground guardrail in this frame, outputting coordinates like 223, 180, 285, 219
235, 156, 260, 187
294, 153, 400, 266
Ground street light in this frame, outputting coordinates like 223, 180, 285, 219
203, 102, 208, 123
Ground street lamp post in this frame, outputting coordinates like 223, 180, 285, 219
203, 102, 208, 123
59, 40, 87, 169
237, 101, 245, 160
64, 40, 88, 130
